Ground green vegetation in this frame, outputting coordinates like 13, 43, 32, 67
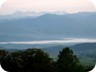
0, 48, 94, 72
0, 50, 8, 63
56, 47, 85, 72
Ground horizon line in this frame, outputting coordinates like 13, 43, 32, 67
0, 11, 96, 16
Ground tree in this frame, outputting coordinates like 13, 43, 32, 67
1, 48, 54, 72
56, 47, 86, 72
0, 50, 8, 63
20, 49, 54, 72
1, 51, 23, 72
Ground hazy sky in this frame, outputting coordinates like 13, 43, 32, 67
0, 0, 96, 15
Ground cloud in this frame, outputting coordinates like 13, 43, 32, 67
0, 0, 96, 15
0, 38, 96, 45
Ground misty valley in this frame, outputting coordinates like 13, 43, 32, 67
0, 12, 96, 72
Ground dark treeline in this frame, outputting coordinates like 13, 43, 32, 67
0, 47, 94, 72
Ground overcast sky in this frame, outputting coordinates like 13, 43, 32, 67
0, 0, 96, 15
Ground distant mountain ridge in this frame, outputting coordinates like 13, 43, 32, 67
0, 12, 96, 41
0, 11, 95, 20
0, 11, 67, 20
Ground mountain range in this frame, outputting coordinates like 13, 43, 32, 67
0, 11, 67, 20
0, 12, 96, 42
